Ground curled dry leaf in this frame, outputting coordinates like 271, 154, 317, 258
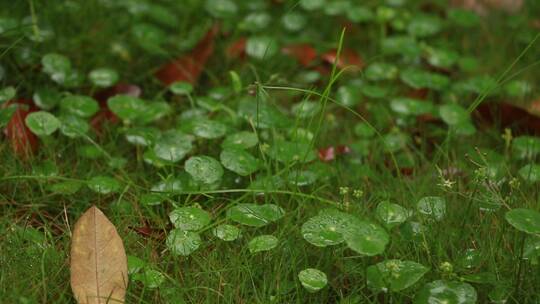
3, 99, 39, 158
70, 206, 128, 304
155, 25, 219, 86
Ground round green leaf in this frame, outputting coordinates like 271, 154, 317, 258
365, 62, 398, 81
169, 207, 211, 231
127, 255, 146, 275
151, 177, 184, 194
282, 12, 307, 31
59, 115, 89, 138
125, 127, 160, 147
407, 15, 442, 37
417, 196, 446, 221
33, 88, 60, 110
205, 0, 238, 18
60, 95, 99, 118
360, 84, 389, 99
512, 136, 540, 160
266, 140, 316, 163
166, 229, 201, 256
505, 208, 540, 234
237, 97, 289, 129
132, 23, 166, 53
227, 203, 284, 227
504, 80, 532, 97
49, 180, 82, 195
375, 201, 410, 230
400, 68, 449, 91
336, 85, 362, 107
354, 123, 376, 138
221, 131, 259, 150
248, 235, 278, 253
291, 101, 321, 118
189, 118, 227, 139
343, 220, 390, 256
367, 260, 429, 292
301, 210, 355, 247
25, 111, 61, 136
240, 12, 272, 32
424, 46, 459, 69
140, 101, 171, 124
382, 132, 409, 153
220, 148, 259, 176
298, 268, 328, 292
107, 95, 147, 122
439, 104, 470, 126
185, 155, 224, 184
246, 36, 279, 60
390, 98, 433, 116
414, 280, 477, 304
0, 86, 16, 104
88, 68, 119, 87
347, 6, 374, 23
381, 36, 420, 57
133, 268, 165, 289
153, 130, 193, 163
42, 53, 71, 83
287, 170, 318, 187
169, 81, 193, 95
518, 164, 540, 183
212, 224, 241, 241
87, 176, 121, 194
300, 0, 325, 10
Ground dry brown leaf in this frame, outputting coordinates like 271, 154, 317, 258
70, 206, 128, 304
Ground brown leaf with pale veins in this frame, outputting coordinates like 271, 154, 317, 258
70, 206, 128, 304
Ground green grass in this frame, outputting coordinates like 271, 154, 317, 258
1, 0, 540, 303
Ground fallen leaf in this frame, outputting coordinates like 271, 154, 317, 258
282, 44, 318, 67
226, 37, 247, 60
451, 0, 523, 15
475, 101, 540, 135
321, 48, 363, 72
155, 25, 219, 85
91, 83, 142, 132
3, 99, 39, 158
318, 145, 351, 162
70, 206, 128, 304
318, 146, 335, 162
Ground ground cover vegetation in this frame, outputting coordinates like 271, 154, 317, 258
1, 0, 540, 303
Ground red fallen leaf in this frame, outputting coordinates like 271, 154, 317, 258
318, 145, 351, 162
475, 101, 540, 135
407, 88, 429, 100
226, 37, 247, 60
91, 83, 142, 132
3, 99, 39, 158
129, 224, 163, 239
155, 25, 219, 86
336, 145, 351, 155
318, 146, 336, 162
321, 48, 363, 72
281, 44, 317, 67
528, 98, 540, 116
